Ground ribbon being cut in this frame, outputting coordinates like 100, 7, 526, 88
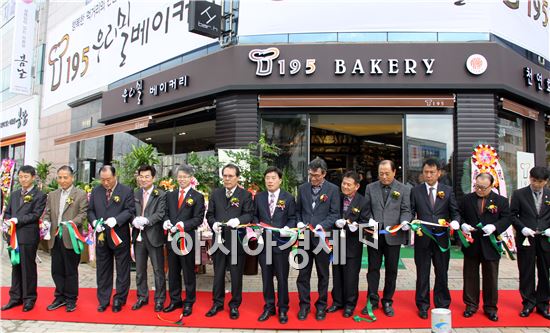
93, 218, 123, 247
3, 219, 20, 265
55, 220, 94, 255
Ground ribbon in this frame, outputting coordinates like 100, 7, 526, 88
94, 218, 123, 247
457, 230, 474, 248
410, 223, 450, 252
353, 300, 377, 323
5, 220, 20, 265
157, 313, 184, 326
476, 222, 504, 254
57, 221, 94, 255
176, 223, 186, 254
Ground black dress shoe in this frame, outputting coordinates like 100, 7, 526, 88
361, 302, 378, 315
1, 300, 22, 311
537, 308, 550, 320
131, 299, 148, 310
258, 309, 275, 321
154, 302, 163, 312
326, 305, 342, 313
343, 308, 354, 318
182, 305, 192, 317
519, 306, 534, 317
112, 300, 124, 313
65, 303, 76, 312
229, 307, 239, 319
418, 310, 428, 319
486, 312, 498, 321
382, 303, 394, 317
279, 311, 288, 324
47, 299, 66, 311
297, 307, 309, 320
22, 302, 35, 312
163, 303, 183, 313
315, 309, 326, 321
97, 304, 108, 312
463, 309, 476, 318
205, 304, 223, 317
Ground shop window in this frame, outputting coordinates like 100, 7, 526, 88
546, 120, 550, 168
497, 111, 526, 192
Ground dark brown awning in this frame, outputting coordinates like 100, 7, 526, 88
54, 115, 151, 146
259, 94, 455, 108
501, 98, 539, 121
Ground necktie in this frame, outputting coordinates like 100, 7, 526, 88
429, 187, 435, 209
20, 190, 27, 205
479, 196, 485, 214
269, 193, 276, 217
106, 189, 112, 204
226, 189, 233, 198
142, 190, 148, 216
535, 192, 541, 214
343, 196, 351, 212
382, 186, 390, 202
178, 188, 185, 209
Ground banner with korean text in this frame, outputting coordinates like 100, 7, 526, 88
10, 0, 37, 95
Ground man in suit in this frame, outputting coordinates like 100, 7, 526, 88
460, 172, 511, 322
363, 160, 411, 317
410, 159, 460, 319
295, 157, 340, 321
88, 165, 135, 313
510, 166, 550, 320
131, 165, 167, 312
206, 163, 254, 319
1, 165, 46, 312
162, 165, 205, 316
254, 166, 296, 324
328, 170, 368, 318
42, 166, 88, 312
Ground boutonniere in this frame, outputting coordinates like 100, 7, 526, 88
545, 200, 550, 206
277, 199, 286, 209
487, 203, 498, 214
66, 197, 74, 205
23, 194, 33, 203
185, 197, 194, 207
113, 195, 121, 203
437, 191, 445, 199
352, 207, 360, 214
152, 189, 159, 196
320, 194, 328, 202
230, 197, 240, 207
391, 191, 400, 199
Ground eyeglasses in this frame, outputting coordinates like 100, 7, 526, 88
308, 172, 324, 179
474, 184, 490, 191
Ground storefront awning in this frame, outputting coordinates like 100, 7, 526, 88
0, 134, 26, 147
54, 115, 151, 146
259, 94, 455, 108
501, 98, 539, 121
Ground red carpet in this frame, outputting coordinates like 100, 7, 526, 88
1, 287, 548, 329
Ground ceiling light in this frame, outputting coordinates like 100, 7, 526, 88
145, 137, 152, 141
178, 132, 187, 136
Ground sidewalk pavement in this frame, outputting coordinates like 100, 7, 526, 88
1, 245, 548, 333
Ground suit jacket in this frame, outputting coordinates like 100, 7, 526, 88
165, 187, 205, 240
253, 189, 296, 253
410, 183, 460, 249
43, 187, 88, 249
206, 186, 254, 254
87, 183, 135, 249
364, 180, 412, 246
4, 187, 46, 245
511, 186, 550, 252
132, 187, 167, 247
337, 192, 369, 258
460, 191, 512, 261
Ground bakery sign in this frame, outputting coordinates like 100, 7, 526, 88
523, 66, 550, 94
121, 75, 189, 105
0, 99, 34, 139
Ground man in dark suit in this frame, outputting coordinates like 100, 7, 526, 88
162, 165, 205, 317
460, 172, 511, 322
131, 165, 167, 312
1, 165, 46, 312
254, 166, 296, 324
42, 166, 88, 312
410, 159, 461, 319
328, 170, 368, 318
296, 157, 340, 321
206, 163, 254, 319
88, 165, 135, 313
363, 160, 411, 317
510, 166, 550, 320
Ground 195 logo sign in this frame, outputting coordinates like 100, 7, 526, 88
248, 47, 316, 76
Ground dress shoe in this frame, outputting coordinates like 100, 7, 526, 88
361, 302, 378, 315
47, 299, 66, 311
1, 300, 22, 311
279, 311, 288, 324
315, 309, 326, 321
229, 307, 239, 319
22, 302, 35, 312
258, 309, 275, 321
182, 305, 192, 317
131, 299, 148, 310
65, 303, 77, 312
97, 304, 108, 312
326, 305, 342, 313
382, 303, 394, 317
112, 300, 124, 313
418, 310, 428, 319
537, 308, 550, 320
154, 302, 163, 312
343, 308, 354, 318
205, 304, 223, 317
463, 308, 476, 318
297, 306, 309, 320
519, 306, 534, 317
163, 303, 183, 313
486, 312, 498, 321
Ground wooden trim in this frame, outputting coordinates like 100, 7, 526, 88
54, 115, 151, 146
0, 134, 26, 147
501, 98, 539, 121
259, 94, 455, 108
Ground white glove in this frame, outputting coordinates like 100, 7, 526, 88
105, 217, 117, 228
212, 222, 222, 233
139, 216, 150, 227
132, 217, 142, 229
400, 221, 410, 231
279, 226, 292, 237
450, 220, 460, 230
335, 219, 346, 228
174, 221, 184, 230
297, 222, 306, 229
348, 221, 359, 232
42, 220, 51, 229
163, 220, 173, 231
95, 224, 105, 233
314, 224, 323, 231
92, 219, 98, 228
227, 218, 240, 228
521, 227, 536, 237
367, 218, 377, 227
482, 224, 496, 236
9, 218, 18, 225
544, 228, 550, 237
461, 223, 474, 234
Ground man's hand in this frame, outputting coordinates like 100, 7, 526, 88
227, 218, 240, 228
314, 224, 323, 231
400, 221, 410, 231
367, 218, 377, 227
297, 222, 306, 229
482, 224, 496, 236
212, 222, 222, 233
162, 220, 173, 231
9, 218, 18, 225
348, 221, 359, 232
521, 227, 536, 237
95, 224, 105, 233
174, 221, 184, 230
544, 228, 550, 237
450, 220, 460, 230
279, 226, 292, 237
461, 223, 474, 234
105, 217, 117, 228
335, 219, 346, 228
131, 218, 142, 229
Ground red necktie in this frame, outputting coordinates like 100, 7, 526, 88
142, 190, 148, 216
106, 189, 112, 204
178, 188, 185, 209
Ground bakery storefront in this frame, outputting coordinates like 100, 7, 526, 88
56, 42, 550, 194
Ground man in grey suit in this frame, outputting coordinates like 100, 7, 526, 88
363, 160, 411, 317
43, 166, 88, 312
131, 165, 167, 312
